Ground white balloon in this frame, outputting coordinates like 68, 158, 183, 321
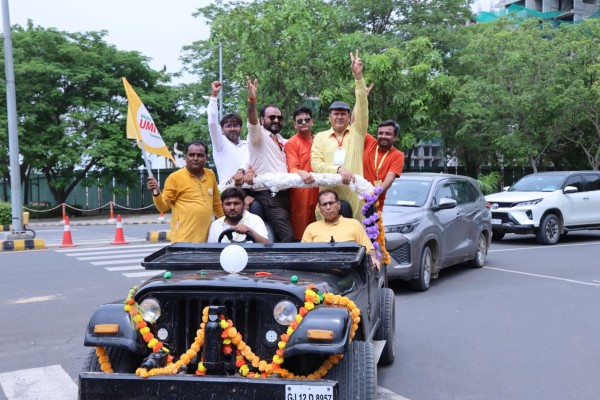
220, 244, 249, 273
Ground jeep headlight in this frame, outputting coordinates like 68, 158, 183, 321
273, 300, 297, 325
385, 221, 419, 234
139, 297, 161, 324
514, 199, 542, 207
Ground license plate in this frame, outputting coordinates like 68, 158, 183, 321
491, 218, 502, 225
285, 384, 334, 400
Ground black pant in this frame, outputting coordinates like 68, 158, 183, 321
252, 190, 294, 243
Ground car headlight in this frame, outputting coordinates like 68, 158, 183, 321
385, 221, 419, 234
139, 297, 161, 324
273, 300, 297, 325
513, 199, 542, 207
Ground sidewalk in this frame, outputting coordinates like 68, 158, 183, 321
27, 214, 171, 227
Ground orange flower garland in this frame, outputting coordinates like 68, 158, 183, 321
108, 285, 361, 380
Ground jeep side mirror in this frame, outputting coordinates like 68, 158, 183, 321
432, 197, 457, 211
563, 185, 578, 194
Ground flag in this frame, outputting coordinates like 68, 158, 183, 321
122, 77, 174, 162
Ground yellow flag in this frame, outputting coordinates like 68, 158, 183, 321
122, 77, 174, 162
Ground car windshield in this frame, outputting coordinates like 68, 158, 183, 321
509, 174, 566, 192
384, 179, 432, 207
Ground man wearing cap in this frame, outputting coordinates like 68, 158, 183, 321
311, 49, 368, 221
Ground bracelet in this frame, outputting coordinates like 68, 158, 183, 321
247, 97, 257, 103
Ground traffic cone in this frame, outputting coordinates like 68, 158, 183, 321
60, 216, 75, 247
111, 214, 129, 245
157, 212, 165, 222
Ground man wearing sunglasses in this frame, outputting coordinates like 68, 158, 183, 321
302, 190, 380, 270
311, 49, 368, 221
283, 107, 319, 240
241, 76, 294, 243
208, 81, 249, 185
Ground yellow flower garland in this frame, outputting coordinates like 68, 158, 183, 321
97, 285, 361, 380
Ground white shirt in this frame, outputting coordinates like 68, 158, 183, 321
247, 121, 288, 189
207, 96, 249, 184
207, 211, 270, 243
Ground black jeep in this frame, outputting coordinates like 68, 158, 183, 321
79, 241, 395, 400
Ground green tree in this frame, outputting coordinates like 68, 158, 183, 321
0, 22, 185, 205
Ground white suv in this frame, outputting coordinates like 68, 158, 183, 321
485, 171, 600, 245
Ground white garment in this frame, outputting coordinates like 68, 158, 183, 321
247, 121, 288, 190
207, 96, 249, 184
207, 211, 270, 243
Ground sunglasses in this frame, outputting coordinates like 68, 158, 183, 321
319, 200, 339, 208
266, 115, 283, 122
295, 117, 311, 124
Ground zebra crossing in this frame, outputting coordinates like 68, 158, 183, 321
54, 243, 166, 278
0, 365, 77, 400
38, 227, 147, 247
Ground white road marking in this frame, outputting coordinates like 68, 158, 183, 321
54, 243, 164, 253
64, 248, 163, 257
0, 365, 77, 400
91, 258, 144, 266
489, 241, 599, 252
11, 295, 58, 304
485, 266, 600, 287
105, 265, 144, 271
76, 252, 153, 260
123, 270, 165, 278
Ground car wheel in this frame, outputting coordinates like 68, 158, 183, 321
535, 213, 560, 245
492, 230, 505, 241
468, 232, 488, 268
330, 341, 377, 399
410, 245, 432, 291
81, 347, 140, 374
374, 288, 395, 365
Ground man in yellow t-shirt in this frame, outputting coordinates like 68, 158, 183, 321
311, 50, 368, 221
302, 190, 380, 270
147, 141, 223, 243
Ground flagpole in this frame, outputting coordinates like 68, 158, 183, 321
139, 140, 158, 196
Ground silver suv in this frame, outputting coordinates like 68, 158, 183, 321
485, 171, 600, 245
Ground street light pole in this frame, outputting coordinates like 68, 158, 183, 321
2, 0, 23, 232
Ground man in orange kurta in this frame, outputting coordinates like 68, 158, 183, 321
363, 120, 405, 212
284, 107, 319, 240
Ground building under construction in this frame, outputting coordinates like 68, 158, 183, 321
484, 0, 600, 22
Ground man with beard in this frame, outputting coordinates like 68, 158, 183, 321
207, 187, 269, 243
240, 76, 294, 243
284, 106, 319, 241
147, 141, 223, 243
207, 81, 249, 185
311, 50, 368, 221
302, 190, 380, 270
363, 120, 405, 212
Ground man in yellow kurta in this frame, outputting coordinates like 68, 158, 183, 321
302, 190, 380, 270
311, 49, 368, 221
147, 141, 223, 243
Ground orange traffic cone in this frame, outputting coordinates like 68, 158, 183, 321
60, 216, 75, 247
111, 214, 129, 245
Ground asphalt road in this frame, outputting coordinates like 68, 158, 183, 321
1, 227, 599, 399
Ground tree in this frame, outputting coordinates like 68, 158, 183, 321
0, 22, 185, 205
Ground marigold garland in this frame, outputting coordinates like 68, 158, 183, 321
115, 285, 361, 380
95, 346, 114, 373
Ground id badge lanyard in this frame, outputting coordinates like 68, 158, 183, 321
374, 145, 390, 186
333, 131, 348, 166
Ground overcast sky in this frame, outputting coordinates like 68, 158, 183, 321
2, 0, 213, 83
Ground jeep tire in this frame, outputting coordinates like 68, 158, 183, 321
330, 341, 377, 399
536, 213, 560, 245
374, 288, 395, 365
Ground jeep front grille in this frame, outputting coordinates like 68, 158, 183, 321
146, 291, 300, 368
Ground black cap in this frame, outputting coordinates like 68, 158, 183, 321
328, 101, 351, 112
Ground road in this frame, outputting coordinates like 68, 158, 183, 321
1, 226, 599, 399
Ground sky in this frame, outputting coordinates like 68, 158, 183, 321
2, 0, 213, 83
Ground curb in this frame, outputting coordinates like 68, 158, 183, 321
28, 220, 171, 228
0, 239, 46, 252
146, 231, 171, 242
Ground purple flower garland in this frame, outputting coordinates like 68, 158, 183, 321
359, 186, 384, 259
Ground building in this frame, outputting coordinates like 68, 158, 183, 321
495, 0, 600, 22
